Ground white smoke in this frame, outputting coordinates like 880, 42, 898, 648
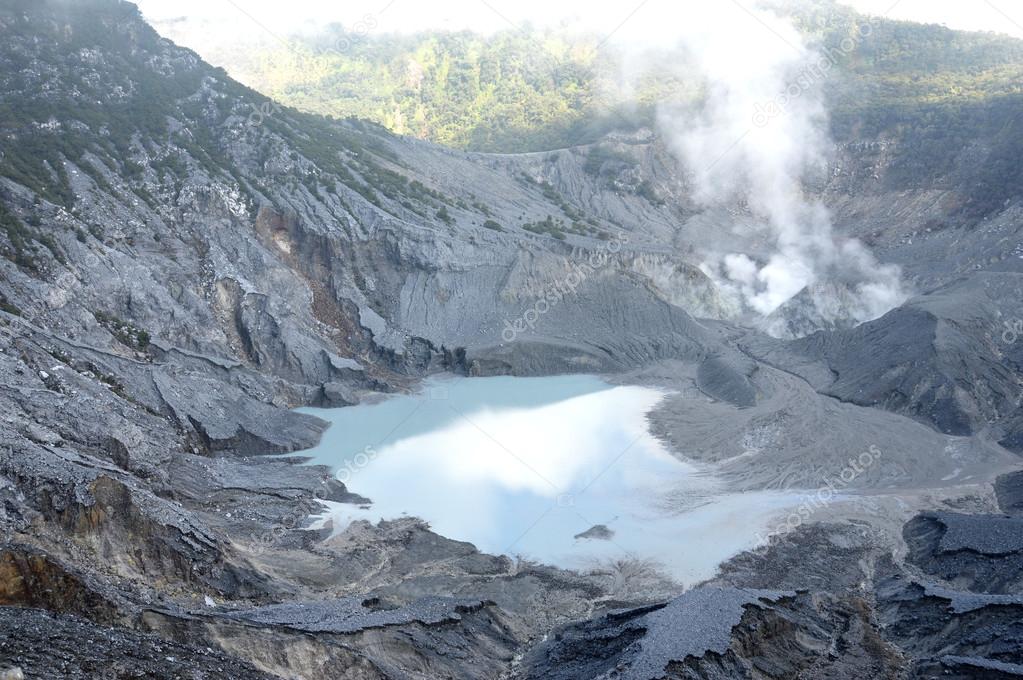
647, 1, 908, 335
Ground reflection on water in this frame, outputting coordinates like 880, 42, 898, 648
296, 374, 800, 585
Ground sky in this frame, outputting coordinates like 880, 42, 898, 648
135, 0, 1023, 44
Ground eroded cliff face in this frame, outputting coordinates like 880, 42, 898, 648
2, 1, 1023, 678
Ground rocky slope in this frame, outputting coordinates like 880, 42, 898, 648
519, 487, 1023, 680
1, 0, 1022, 678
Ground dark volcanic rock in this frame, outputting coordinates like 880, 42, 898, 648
517, 588, 794, 680
876, 574, 1023, 670
919, 582, 1023, 613
932, 511, 1023, 555
709, 519, 1023, 679
574, 524, 614, 541
222, 595, 492, 634
517, 584, 909, 679
0, 606, 277, 680
996, 470, 1023, 516
777, 273, 1023, 443
695, 354, 757, 408
919, 655, 1023, 679
904, 511, 1023, 593
710, 522, 883, 592
877, 509, 1023, 674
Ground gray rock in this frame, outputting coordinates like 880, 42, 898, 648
222, 595, 491, 634
575, 524, 615, 541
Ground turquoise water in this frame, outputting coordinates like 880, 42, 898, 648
296, 374, 800, 585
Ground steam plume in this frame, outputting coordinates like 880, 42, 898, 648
651, 2, 907, 335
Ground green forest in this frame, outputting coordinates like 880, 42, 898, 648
206, 0, 1023, 153
219, 29, 673, 152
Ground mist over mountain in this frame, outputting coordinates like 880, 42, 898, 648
2, 0, 1023, 678
147, 1, 1023, 152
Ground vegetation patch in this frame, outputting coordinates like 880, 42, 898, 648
0, 295, 22, 317
94, 311, 151, 351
